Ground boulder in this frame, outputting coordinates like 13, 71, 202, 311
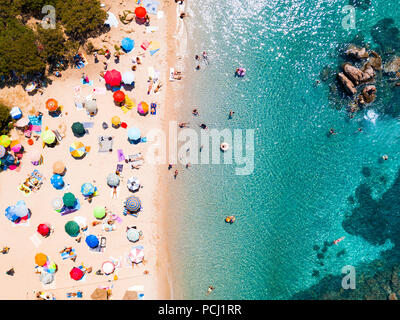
343, 63, 374, 85
389, 293, 398, 300
369, 51, 382, 70
360, 85, 377, 104
361, 62, 375, 80
384, 56, 400, 73
346, 46, 369, 60
338, 72, 357, 95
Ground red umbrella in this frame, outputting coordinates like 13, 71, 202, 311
37, 224, 50, 237
70, 267, 84, 281
135, 7, 147, 19
104, 69, 122, 87
113, 90, 125, 103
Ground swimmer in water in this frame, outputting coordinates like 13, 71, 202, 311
200, 123, 208, 130
329, 128, 337, 135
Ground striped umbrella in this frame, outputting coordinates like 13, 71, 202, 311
128, 245, 144, 264
0, 135, 11, 148
0, 145, 5, 158
50, 174, 64, 190
69, 141, 86, 158
81, 183, 95, 196
137, 102, 149, 115
125, 196, 141, 212
46, 99, 58, 112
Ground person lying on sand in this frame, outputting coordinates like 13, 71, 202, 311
154, 82, 163, 93
1, 247, 10, 254
178, 122, 190, 128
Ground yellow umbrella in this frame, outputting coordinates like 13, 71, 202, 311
111, 116, 121, 126
0, 135, 11, 148
41, 130, 56, 144
69, 141, 86, 158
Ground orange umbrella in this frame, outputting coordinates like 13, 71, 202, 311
53, 161, 66, 174
46, 99, 58, 112
113, 90, 125, 103
35, 253, 48, 266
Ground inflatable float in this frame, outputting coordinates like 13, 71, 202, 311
225, 216, 236, 224
235, 68, 246, 77
220, 142, 230, 152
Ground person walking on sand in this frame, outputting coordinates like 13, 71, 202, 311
186, 162, 191, 169
200, 123, 208, 130
112, 186, 117, 199
174, 170, 178, 179
168, 164, 173, 170
103, 61, 108, 70
147, 81, 153, 95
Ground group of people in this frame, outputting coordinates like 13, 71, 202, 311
195, 52, 208, 70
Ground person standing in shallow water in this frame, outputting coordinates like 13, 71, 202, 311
174, 170, 178, 179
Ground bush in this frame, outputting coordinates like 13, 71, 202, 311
0, 104, 11, 136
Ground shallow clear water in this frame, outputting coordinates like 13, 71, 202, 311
166, 0, 400, 299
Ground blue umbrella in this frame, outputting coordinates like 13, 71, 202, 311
51, 174, 64, 190
81, 183, 95, 196
125, 196, 141, 212
85, 235, 99, 248
121, 37, 134, 52
11, 202, 29, 218
127, 127, 141, 141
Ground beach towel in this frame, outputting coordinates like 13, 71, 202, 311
83, 122, 94, 129
80, 79, 94, 86
28, 115, 42, 133
104, 12, 119, 27
117, 149, 125, 162
146, 26, 159, 33
148, 41, 160, 56
60, 198, 81, 216
98, 136, 114, 152
142, 0, 159, 15
150, 103, 157, 115
29, 234, 42, 248
61, 249, 77, 260
75, 101, 83, 110
93, 87, 107, 95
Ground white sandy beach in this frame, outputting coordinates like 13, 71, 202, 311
0, 0, 185, 300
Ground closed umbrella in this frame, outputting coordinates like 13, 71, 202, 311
85, 235, 99, 248
128, 245, 144, 264
65, 221, 80, 237
81, 183, 95, 196
107, 173, 120, 187
126, 228, 140, 242
122, 71, 135, 84
71, 122, 85, 137
69, 141, 86, 158
121, 37, 134, 52
52, 197, 63, 210
137, 102, 149, 115
63, 192, 76, 207
40, 272, 54, 285
127, 127, 141, 141
46, 99, 58, 112
70, 267, 84, 281
125, 196, 141, 212
84, 99, 98, 114
93, 206, 106, 219
50, 174, 64, 190
101, 261, 115, 275
0, 135, 11, 147
113, 90, 125, 103
135, 6, 146, 18
53, 161, 65, 174
37, 224, 50, 237
104, 69, 122, 87
35, 253, 48, 266
41, 130, 56, 144
0, 145, 5, 158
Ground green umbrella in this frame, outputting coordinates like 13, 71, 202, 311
93, 206, 106, 219
64, 221, 80, 237
71, 122, 85, 137
63, 192, 76, 207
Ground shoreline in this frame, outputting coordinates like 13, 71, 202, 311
0, 0, 180, 300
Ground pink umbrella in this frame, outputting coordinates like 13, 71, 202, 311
11, 144, 22, 153
128, 245, 144, 264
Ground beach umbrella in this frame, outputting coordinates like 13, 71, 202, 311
13, 202, 29, 218
65, 221, 80, 237
16, 117, 30, 128
84, 99, 98, 113
81, 183, 95, 196
25, 82, 36, 92
0, 145, 5, 158
46, 99, 58, 112
70, 267, 84, 281
53, 161, 65, 174
104, 69, 122, 87
126, 228, 140, 243
148, 41, 160, 56
41, 130, 56, 144
11, 143, 22, 153
111, 116, 121, 126
113, 90, 125, 103
125, 196, 141, 212
0, 135, 11, 148
137, 101, 149, 115
51, 197, 63, 210
71, 122, 85, 137
107, 173, 120, 187
35, 253, 48, 267
40, 272, 55, 285
128, 245, 144, 264
127, 176, 140, 192
3, 153, 15, 166
127, 127, 141, 141
74, 216, 87, 230
135, 6, 147, 19
37, 224, 50, 237
122, 71, 135, 84
69, 141, 86, 158
121, 37, 134, 52
63, 192, 76, 207
85, 235, 99, 248
50, 174, 64, 190
93, 206, 106, 219
101, 261, 115, 275
45, 261, 57, 274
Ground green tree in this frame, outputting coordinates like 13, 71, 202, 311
0, 103, 11, 136
0, 18, 45, 80
56, 0, 107, 39
36, 24, 66, 63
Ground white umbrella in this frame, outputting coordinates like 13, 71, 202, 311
102, 261, 115, 275
51, 197, 64, 210
122, 71, 135, 85
128, 245, 144, 264
40, 272, 54, 285
74, 216, 87, 229
127, 176, 140, 192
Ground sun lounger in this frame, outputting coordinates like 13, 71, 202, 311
61, 249, 77, 260
53, 130, 62, 142
125, 153, 143, 162
169, 68, 175, 82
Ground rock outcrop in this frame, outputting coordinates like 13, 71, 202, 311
359, 85, 377, 104
343, 63, 374, 85
369, 51, 382, 70
346, 46, 369, 60
338, 72, 357, 95
384, 56, 400, 73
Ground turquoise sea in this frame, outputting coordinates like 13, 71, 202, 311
166, 0, 400, 299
